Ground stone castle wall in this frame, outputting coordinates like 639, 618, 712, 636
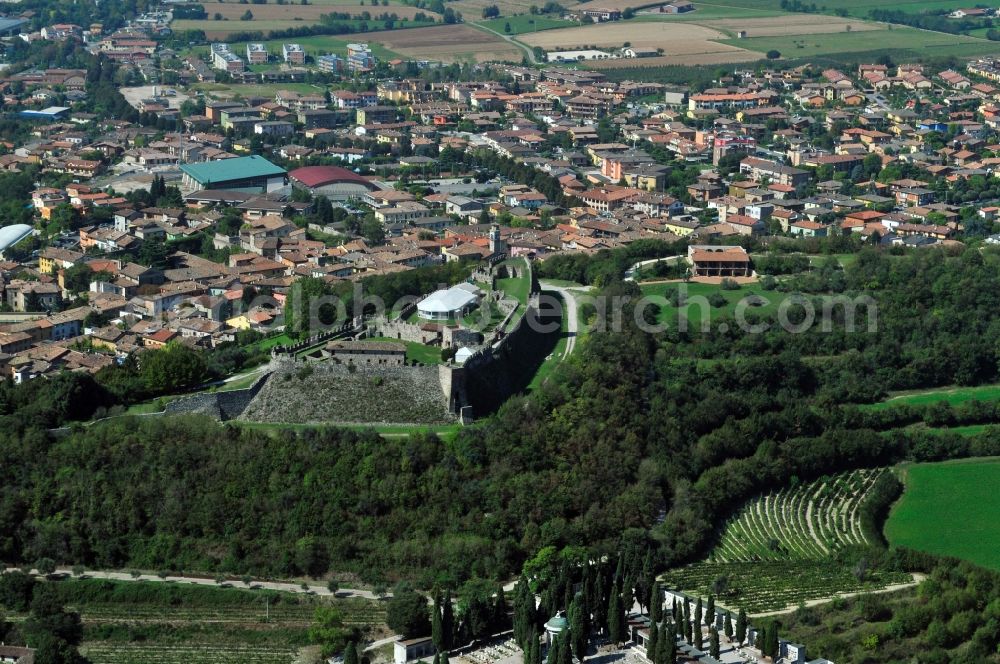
239, 357, 455, 424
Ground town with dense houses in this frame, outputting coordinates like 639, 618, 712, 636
7, 0, 1000, 663
1, 45, 997, 381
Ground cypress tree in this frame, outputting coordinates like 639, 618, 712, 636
693, 622, 702, 651
709, 628, 719, 659
650, 582, 662, 623
560, 631, 573, 664
533, 630, 543, 664
735, 608, 747, 645
656, 622, 670, 664
674, 612, 683, 639
646, 619, 658, 661
433, 591, 444, 653
724, 611, 733, 640
705, 596, 714, 628
623, 574, 635, 614
664, 628, 676, 664
494, 584, 509, 634
694, 598, 702, 634
607, 584, 624, 646
582, 565, 594, 617
569, 597, 588, 662
344, 642, 359, 664
442, 590, 454, 650
764, 621, 780, 659
549, 634, 561, 664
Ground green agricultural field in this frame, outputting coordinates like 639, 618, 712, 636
724, 26, 998, 59
175, 17, 436, 39
886, 458, 1000, 571
861, 383, 1000, 411
477, 15, 574, 34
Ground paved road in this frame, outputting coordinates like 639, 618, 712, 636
470, 23, 537, 64
624, 255, 684, 281
539, 281, 583, 359
13, 567, 388, 600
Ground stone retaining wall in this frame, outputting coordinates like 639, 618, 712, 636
163, 371, 272, 421
239, 358, 455, 424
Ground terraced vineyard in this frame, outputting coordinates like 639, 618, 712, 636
660, 561, 911, 615
75, 597, 384, 628
657, 469, 915, 614
82, 643, 298, 664
712, 468, 885, 562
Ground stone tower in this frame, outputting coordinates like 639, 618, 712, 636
489, 223, 505, 257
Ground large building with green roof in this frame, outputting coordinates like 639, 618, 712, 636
180, 155, 287, 193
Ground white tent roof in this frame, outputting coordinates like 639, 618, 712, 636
417, 285, 478, 315
0, 224, 33, 252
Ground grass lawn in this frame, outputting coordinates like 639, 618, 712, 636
232, 419, 462, 440
887, 458, 1000, 571
123, 398, 175, 415
477, 15, 574, 34
926, 424, 994, 436
537, 278, 584, 288
527, 289, 570, 393
860, 383, 1000, 411
250, 333, 294, 352
638, 281, 795, 328
463, 299, 505, 332
498, 258, 531, 306
724, 26, 998, 60
809, 253, 858, 268
366, 336, 443, 365
217, 372, 264, 392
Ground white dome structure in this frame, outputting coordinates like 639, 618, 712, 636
0, 224, 33, 253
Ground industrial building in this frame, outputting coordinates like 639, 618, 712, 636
180, 156, 287, 193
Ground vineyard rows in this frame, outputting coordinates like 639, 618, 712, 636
82, 642, 297, 664
712, 468, 885, 563
660, 561, 911, 614
75, 602, 384, 627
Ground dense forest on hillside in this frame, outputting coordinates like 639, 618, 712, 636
5, 246, 1000, 594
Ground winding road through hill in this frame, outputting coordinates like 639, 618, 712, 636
539, 281, 583, 358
